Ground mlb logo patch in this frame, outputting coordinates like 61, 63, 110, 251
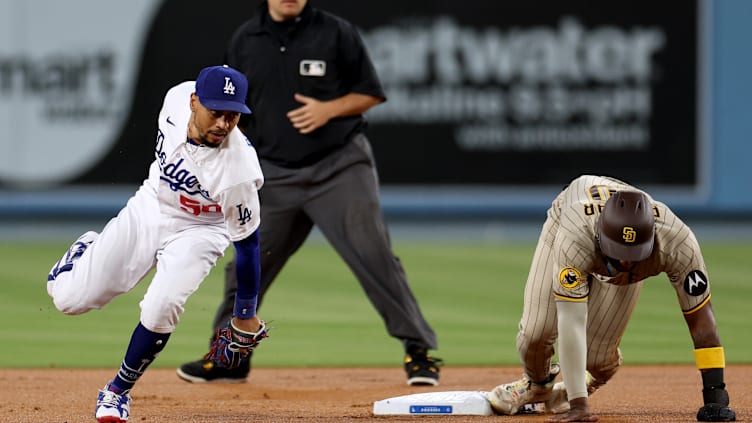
299, 60, 326, 77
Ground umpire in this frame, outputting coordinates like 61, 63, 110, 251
177, 0, 441, 386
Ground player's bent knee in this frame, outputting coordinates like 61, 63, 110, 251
140, 296, 184, 333
52, 295, 92, 316
516, 330, 555, 358
48, 281, 94, 314
587, 349, 622, 383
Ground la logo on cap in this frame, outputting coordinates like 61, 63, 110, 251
195, 65, 251, 114
223, 77, 236, 95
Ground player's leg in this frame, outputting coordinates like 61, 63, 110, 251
489, 212, 561, 415
98, 225, 229, 421
47, 187, 160, 315
305, 135, 439, 385
585, 281, 641, 382
89, 189, 198, 422
517, 213, 560, 381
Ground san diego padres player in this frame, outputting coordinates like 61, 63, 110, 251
488, 174, 736, 422
46, 65, 268, 423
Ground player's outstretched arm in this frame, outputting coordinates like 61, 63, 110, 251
233, 229, 262, 321
684, 302, 736, 422
204, 229, 269, 369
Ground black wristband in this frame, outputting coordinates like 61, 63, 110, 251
701, 368, 728, 405
701, 367, 724, 388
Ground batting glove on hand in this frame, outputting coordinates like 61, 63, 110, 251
205, 319, 269, 369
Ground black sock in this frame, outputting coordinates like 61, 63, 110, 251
109, 322, 170, 393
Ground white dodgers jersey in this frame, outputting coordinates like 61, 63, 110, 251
145, 81, 263, 241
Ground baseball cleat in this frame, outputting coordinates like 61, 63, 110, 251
95, 383, 131, 423
545, 381, 570, 414
404, 347, 443, 386
177, 358, 250, 383
488, 363, 560, 415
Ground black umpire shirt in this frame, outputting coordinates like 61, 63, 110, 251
225, 1, 386, 168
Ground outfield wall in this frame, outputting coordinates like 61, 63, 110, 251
1, 0, 751, 218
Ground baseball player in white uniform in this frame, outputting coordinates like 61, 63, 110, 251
46, 65, 268, 423
487, 175, 735, 422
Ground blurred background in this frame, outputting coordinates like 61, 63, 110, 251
1, 0, 751, 238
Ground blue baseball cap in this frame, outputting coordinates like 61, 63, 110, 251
195, 65, 252, 114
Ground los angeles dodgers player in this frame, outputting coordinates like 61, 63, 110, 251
487, 175, 735, 422
46, 65, 267, 423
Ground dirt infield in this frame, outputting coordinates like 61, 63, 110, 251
1, 365, 748, 422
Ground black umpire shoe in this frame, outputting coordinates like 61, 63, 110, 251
177, 358, 250, 383
404, 346, 443, 386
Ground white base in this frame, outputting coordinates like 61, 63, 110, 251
373, 391, 493, 416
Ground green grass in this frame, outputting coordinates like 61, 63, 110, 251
1, 240, 749, 368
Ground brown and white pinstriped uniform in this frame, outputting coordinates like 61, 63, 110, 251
516, 175, 711, 384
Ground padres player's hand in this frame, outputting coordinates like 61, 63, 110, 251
205, 318, 269, 369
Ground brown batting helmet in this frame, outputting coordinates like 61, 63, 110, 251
597, 190, 655, 262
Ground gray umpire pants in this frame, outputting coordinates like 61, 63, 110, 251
211, 133, 438, 351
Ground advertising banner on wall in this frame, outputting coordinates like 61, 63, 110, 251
0, 0, 706, 215
356, 1, 701, 188
0, 1, 158, 188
